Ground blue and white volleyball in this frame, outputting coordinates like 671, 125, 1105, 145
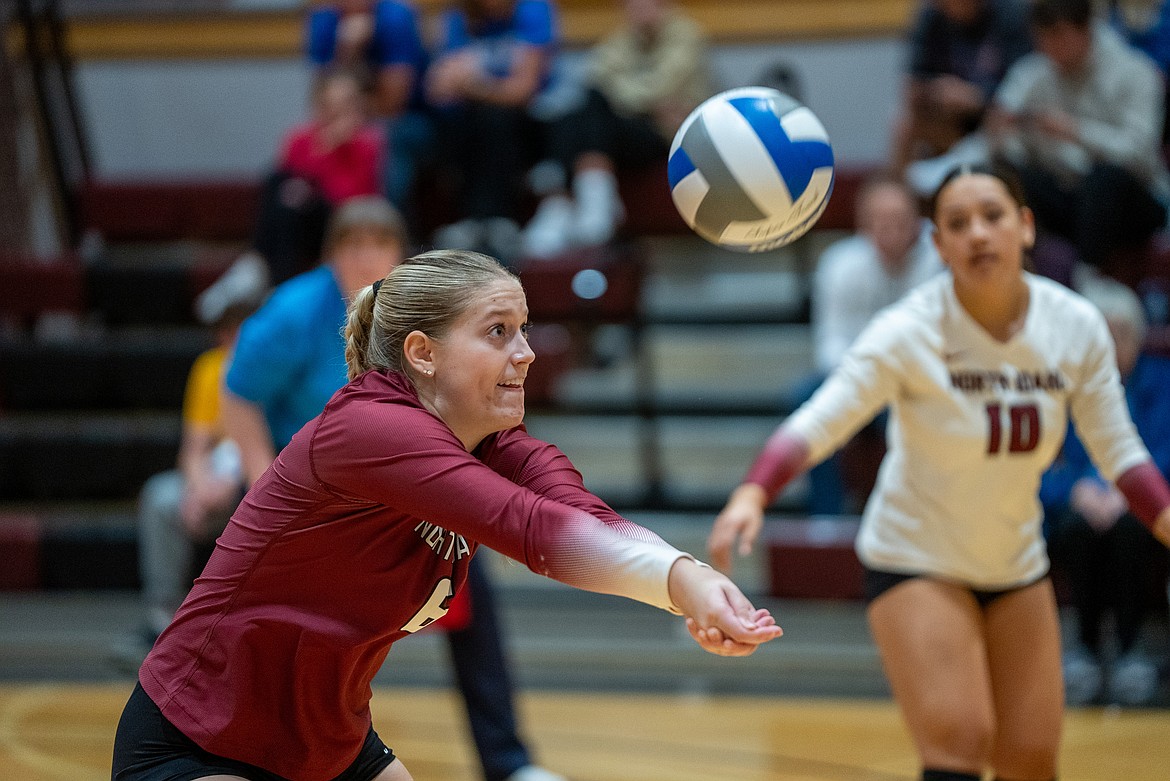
668, 87, 834, 252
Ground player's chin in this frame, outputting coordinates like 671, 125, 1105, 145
492, 395, 526, 422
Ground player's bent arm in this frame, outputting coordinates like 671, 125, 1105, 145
495, 440, 785, 654
463, 47, 546, 107
314, 404, 782, 650
485, 500, 782, 654
1115, 461, 1170, 547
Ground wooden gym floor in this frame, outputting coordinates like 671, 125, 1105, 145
3, 683, 1170, 781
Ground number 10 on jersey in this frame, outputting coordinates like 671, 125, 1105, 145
985, 402, 1040, 454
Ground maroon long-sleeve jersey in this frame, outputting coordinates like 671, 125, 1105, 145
139, 370, 682, 780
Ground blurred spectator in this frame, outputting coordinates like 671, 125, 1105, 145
225, 196, 409, 471
988, 0, 1169, 281
791, 174, 942, 515
426, 0, 561, 265
893, 0, 1032, 195
134, 263, 268, 647
1108, 0, 1170, 143
281, 69, 383, 206
1109, 0, 1170, 70
253, 69, 384, 283
1042, 277, 1170, 706
223, 196, 566, 781
811, 175, 943, 373
522, 0, 711, 258
305, 0, 434, 227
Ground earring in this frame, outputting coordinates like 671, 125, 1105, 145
424, 369, 433, 376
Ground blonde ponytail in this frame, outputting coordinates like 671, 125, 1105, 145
343, 283, 380, 381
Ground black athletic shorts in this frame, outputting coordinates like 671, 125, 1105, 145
862, 565, 1049, 607
112, 681, 397, 781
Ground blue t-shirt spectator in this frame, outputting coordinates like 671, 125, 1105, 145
435, 0, 557, 88
1109, 1, 1170, 74
306, 0, 428, 109
1109, 0, 1170, 146
225, 265, 350, 449
307, 0, 426, 71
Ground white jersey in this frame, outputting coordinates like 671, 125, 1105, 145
786, 272, 1151, 588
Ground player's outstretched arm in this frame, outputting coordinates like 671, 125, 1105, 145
667, 558, 782, 656
708, 483, 768, 574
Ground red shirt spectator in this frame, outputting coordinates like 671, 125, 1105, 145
280, 121, 382, 206
279, 69, 383, 205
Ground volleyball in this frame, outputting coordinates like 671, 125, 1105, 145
668, 87, 835, 252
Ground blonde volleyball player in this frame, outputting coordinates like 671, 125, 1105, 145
709, 163, 1170, 781
112, 250, 781, 781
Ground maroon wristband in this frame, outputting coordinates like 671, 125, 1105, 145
743, 429, 810, 505
1115, 461, 1170, 531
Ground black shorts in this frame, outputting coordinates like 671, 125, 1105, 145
862, 566, 1049, 607
112, 681, 397, 781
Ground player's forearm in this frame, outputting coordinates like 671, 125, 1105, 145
529, 506, 691, 612
742, 428, 810, 505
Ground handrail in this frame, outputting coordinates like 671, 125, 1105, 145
15, 0, 91, 247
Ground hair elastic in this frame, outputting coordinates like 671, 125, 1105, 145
371, 278, 383, 296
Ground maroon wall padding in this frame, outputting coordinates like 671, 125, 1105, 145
0, 256, 85, 323
766, 517, 864, 600
76, 163, 877, 247
0, 515, 42, 590
620, 163, 689, 237
80, 179, 261, 242
518, 242, 645, 323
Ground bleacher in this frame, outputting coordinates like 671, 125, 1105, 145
0, 147, 875, 592
11, 149, 1170, 600
5, 1, 1170, 607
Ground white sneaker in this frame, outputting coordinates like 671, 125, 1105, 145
1110, 652, 1159, 706
572, 168, 624, 247
505, 766, 569, 781
195, 251, 270, 325
522, 195, 576, 259
1063, 645, 1103, 706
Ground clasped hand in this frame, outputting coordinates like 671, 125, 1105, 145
668, 558, 782, 657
